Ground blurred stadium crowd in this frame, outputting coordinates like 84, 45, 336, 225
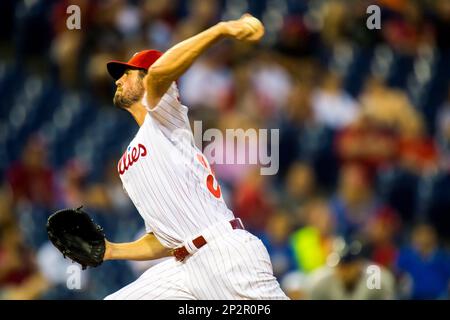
1, 0, 450, 300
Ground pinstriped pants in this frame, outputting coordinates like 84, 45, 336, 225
104, 229, 288, 300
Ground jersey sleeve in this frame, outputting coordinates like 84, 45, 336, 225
143, 82, 191, 134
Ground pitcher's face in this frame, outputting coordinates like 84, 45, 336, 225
113, 69, 145, 109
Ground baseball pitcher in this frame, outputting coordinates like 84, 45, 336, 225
47, 14, 288, 300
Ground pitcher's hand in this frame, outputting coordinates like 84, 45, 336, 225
219, 14, 265, 42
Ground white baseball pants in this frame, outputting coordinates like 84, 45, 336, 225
104, 221, 288, 300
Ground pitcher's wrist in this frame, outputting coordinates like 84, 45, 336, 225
103, 239, 113, 261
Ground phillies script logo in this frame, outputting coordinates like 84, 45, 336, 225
118, 143, 147, 175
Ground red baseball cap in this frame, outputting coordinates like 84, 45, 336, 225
107, 49, 163, 80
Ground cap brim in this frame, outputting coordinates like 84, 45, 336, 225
107, 61, 145, 80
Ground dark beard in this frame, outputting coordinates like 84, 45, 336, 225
113, 83, 144, 109
113, 92, 140, 109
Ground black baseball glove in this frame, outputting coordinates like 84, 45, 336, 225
46, 206, 106, 270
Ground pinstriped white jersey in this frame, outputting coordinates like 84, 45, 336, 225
117, 82, 234, 248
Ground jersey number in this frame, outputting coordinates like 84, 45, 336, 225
196, 154, 221, 199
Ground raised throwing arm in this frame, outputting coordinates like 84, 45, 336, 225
144, 14, 264, 108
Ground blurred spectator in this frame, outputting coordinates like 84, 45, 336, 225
114, 0, 143, 39
233, 169, 275, 233
0, 221, 49, 299
258, 212, 297, 280
364, 208, 401, 269
396, 224, 450, 299
318, 0, 349, 47
143, 0, 179, 49
359, 76, 421, 135
290, 198, 337, 273
275, 14, 315, 57
179, 49, 233, 111
278, 80, 316, 177
336, 114, 397, 172
178, 0, 219, 35
330, 163, 393, 239
382, 0, 434, 54
307, 242, 396, 300
398, 131, 438, 176
358, 76, 438, 175
249, 52, 293, 119
312, 71, 359, 130
281, 161, 317, 218
278, 80, 337, 184
55, 159, 89, 208
6, 135, 55, 209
